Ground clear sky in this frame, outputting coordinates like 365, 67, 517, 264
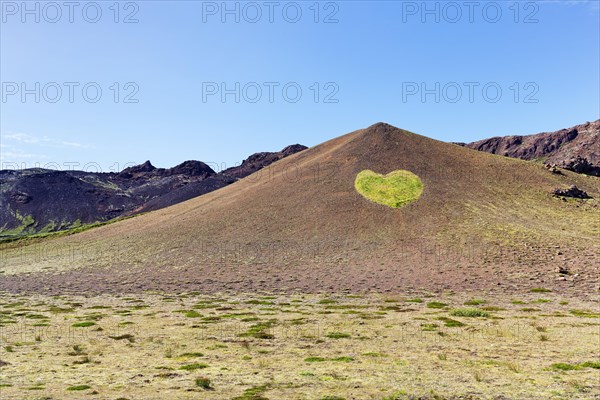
1, 0, 599, 172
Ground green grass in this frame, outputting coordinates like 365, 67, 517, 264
533, 299, 552, 303
569, 309, 600, 318
354, 169, 423, 208
108, 334, 135, 342
180, 352, 204, 358
481, 306, 505, 312
464, 299, 486, 306
325, 332, 351, 339
245, 300, 274, 305
47, 306, 75, 313
405, 298, 423, 303
71, 321, 96, 328
551, 363, 580, 371
305, 357, 327, 362
0, 214, 138, 244
184, 310, 202, 318
437, 317, 465, 327
318, 299, 337, 304
580, 362, 600, 369
0, 212, 36, 237
179, 363, 209, 371
331, 356, 354, 362
550, 361, 600, 371
530, 287, 552, 293
421, 323, 438, 331
426, 301, 448, 309
239, 319, 277, 339
232, 384, 270, 400
66, 385, 91, 391
449, 308, 490, 318
305, 356, 353, 363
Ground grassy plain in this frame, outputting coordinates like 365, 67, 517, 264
1, 290, 598, 399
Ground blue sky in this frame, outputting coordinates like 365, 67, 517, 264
1, 0, 599, 172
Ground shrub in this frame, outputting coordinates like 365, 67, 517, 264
195, 376, 212, 389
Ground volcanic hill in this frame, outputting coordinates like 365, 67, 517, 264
1, 123, 598, 295
0, 145, 306, 238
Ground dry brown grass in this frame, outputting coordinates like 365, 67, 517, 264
0, 290, 599, 399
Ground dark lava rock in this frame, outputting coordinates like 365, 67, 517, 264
221, 144, 307, 179
119, 160, 156, 176
552, 185, 591, 199
9, 191, 32, 204
463, 120, 600, 177
544, 164, 563, 175
167, 160, 215, 177
561, 156, 600, 176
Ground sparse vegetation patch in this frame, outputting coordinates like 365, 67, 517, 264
354, 169, 423, 208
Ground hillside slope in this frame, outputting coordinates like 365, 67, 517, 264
0, 145, 306, 238
462, 120, 600, 176
1, 123, 598, 294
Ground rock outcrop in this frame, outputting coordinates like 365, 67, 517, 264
462, 120, 600, 176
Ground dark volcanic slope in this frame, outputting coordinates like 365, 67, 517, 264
0, 145, 306, 238
462, 120, 600, 176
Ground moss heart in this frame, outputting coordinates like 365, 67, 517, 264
354, 169, 423, 208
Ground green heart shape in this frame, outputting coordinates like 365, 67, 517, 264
354, 169, 424, 208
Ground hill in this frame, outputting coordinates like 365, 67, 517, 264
0, 123, 598, 295
460, 120, 600, 176
0, 145, 306, 238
